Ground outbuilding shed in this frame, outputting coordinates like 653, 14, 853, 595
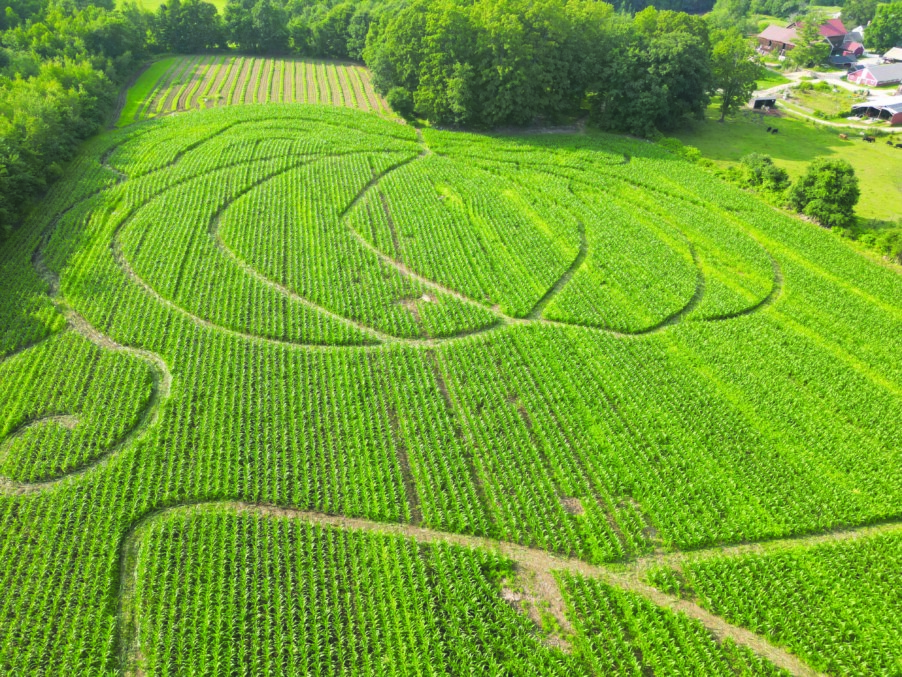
750, 97, 777, 110
851, 95, 902, 125
829, 55, 858, 69
883, 47, 902, 63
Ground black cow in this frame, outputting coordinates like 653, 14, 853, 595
895, 143, 902, 149
863, 136, 876, 143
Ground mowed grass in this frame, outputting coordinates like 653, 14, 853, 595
117, 57, 178, 127
756, 68, 791, 90
790, 87, 866, 117
672, 105, 902, 223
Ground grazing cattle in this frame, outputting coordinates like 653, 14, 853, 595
766, 126, 772, 132
770, 128, 778, 134
863, 136, 876, 143
839, 133, 848, 140
895, 143, 902, 149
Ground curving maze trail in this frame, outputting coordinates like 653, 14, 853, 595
110, 121, 784, 351
1, 111, 818, 676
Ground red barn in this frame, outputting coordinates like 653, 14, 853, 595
849, 63, 902, 86
757, 20, 848, 57
757, 25, 797, 55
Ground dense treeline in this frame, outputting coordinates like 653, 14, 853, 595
0, 2, 153, 235
362, 0, 714, 131
1, 0, 755, 236
212, 0, 719, 131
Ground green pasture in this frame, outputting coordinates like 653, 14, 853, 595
672, 104, 902, 224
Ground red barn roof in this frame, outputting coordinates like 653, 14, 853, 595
819, 18, 847, 38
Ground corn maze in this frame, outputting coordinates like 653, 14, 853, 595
1, 104, 900, 675
117, 55, 390, 126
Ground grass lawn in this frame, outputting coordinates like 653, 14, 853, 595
671, 105, 902, 223
756, 68, 791, 90
116, 57, 177, 127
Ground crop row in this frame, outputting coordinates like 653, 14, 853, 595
123, 56, 390, 126
682, 531, 902, 676
133, 508, 790, 675
0, 331, 152, 482
0, 105, 899, 672
558, 572, 789, 676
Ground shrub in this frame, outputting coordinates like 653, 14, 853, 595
739, 153, 790, 192
788, 157, 860, 228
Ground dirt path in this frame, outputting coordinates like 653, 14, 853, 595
0, 290, 172, 495
111, 499, 888, 676
99, 119, 784, 350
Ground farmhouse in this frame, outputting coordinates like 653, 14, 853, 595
851, 95, 902, 125
848, 63, 902, 86
757, 19, 848, 56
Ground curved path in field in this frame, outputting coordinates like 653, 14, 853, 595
0, 112, 886, 677
1, 114, 785, 492
115, 500, 902, 676
100, 118, 783, 352
0, 255, 172, 494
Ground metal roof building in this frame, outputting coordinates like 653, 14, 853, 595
848, 63, 902, 86
851, 95, 902, 125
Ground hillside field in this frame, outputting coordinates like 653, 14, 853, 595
117, 55, 389, 126
0, 103, 900, 675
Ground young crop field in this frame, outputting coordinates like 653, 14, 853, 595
116, 55, 390, 126
0, 103, 900, 675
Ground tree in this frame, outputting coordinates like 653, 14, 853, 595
788, 157, 860, 228
386, 86, 414, 118
786, 17, 830, 69
841, 0, 879, 28
710, 29, 759, 122
709, 0, 753, 31
867, 1, 902, 53
157, 0, 222, 52
594, 11, 712, 136
224, 0, 287, 53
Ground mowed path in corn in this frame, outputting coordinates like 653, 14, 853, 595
116, 55, 391, 126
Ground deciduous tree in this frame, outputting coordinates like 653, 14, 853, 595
789, 157, 860, 228
710, 29, 759, 121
